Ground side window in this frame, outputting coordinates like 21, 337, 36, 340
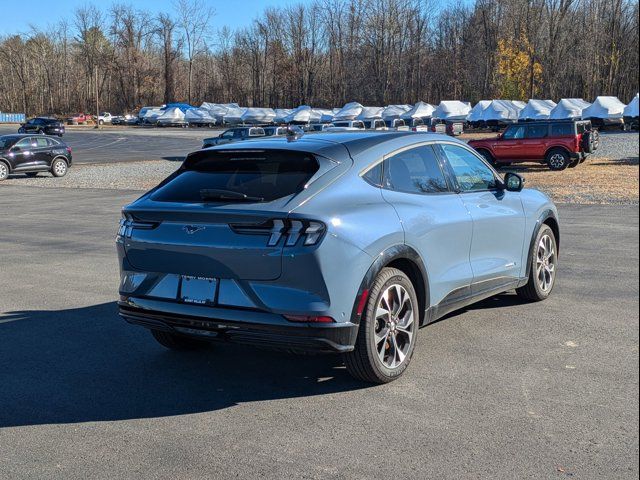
383, 145, 449, 194
526, 125, 548, 139
15, 138, 32, 149
363, 162, 383, 187
35, 138, 48, 148
550, 123, 574, 136
46, 138, 59, 147
441, 144, 498, 192
221, 130, 234, 139
503, 125, 526, 140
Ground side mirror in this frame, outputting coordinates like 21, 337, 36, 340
503, 172, 524, 192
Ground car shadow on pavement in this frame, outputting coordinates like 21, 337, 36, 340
0, 302, 367, 428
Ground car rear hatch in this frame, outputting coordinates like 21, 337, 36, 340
120, 148, 339, 281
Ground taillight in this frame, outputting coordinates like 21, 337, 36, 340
284, 315, 335, 323
117, 213, 158, 241
230, 219, 326, 247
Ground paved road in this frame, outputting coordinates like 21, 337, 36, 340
0, 186, 638, 479
0, 125, 212, 164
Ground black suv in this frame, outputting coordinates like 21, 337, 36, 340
202, 127, 266, 148
18, 117, 65, 137
0, 135, 72, 181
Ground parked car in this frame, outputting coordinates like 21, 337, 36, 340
468, 119, 599, 171
362, 119, 388, 130
18, 117, 65, 137
332, 120, 365, 129
97, 112, 113, 125
263, 126, 288, 137
117, 131, 559, 383
0, 134, 72, 181
430, 119, 464, 136
202, 127, 266, 148
67, 113, 89, 125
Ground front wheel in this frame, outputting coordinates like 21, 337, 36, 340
546, 149, 570, 171
344, 267, 419, 384
0, 162, 9, 181
51, 158, 68, 177
517, 224, 558, 301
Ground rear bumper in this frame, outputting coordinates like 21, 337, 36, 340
118, 298, 358, 354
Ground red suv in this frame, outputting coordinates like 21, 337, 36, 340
468, 120, 599, 171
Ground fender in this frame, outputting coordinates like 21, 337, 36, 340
349, 244, 430, 327
524, 209, 560, 280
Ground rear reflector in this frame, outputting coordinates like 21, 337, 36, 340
284, 315, 335, 323
356, 289, 369, 316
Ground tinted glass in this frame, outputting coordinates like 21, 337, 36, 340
46, 138, 59, 147
0, 137, 18, 149
363, 162, 383, 187
550, 123, 574, 136
526, 125, 548, 138
503, 125, 526, 140
221, 131, 234, 138
151, 151, 319, 203
441, 144, 498, 192
35, 138, 48, 148
15, 138, 33, 148
383, 145, 448, 194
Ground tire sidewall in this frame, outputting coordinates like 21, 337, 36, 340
51, 158, 68, 177
530, 225, 557, 299
0, 161, 9, 181
362, 270, 419, 381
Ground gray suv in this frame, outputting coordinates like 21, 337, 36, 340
118, 131, 559, 383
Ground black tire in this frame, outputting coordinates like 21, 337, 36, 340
150, 329, 208, 350
0, 161, 9, 181
343, 267, 419, 384
17, 127, 25, 134
25, 172, 38, 178
37, 128, 44, 135
546, 148, 570, 171
50, 158, 68, 177
477, 149, 496, 166
517, 224, 558, 302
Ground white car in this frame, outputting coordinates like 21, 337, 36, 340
97, 112, 113, 125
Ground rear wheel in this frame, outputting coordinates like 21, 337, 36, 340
344, 267, 418, 384
0, 162, 9, 181
517, 224, 558, 301
478, 149, 496, 166
51, 158, 68, 177
150, 330, 209, 350
546, 149, 570, 171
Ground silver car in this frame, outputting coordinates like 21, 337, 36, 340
117, 131, 559, 383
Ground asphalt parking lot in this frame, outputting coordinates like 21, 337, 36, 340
0, 185, 637, 479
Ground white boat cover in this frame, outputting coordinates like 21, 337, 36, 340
466, 100, 492, 122
381, 104, 412, 120
356, 107, 384, 120
400, 102, 435, 120
333, 102, 364, 121
185, 108, 216, 124
518, 99, 557, 120
433, 101, 471, 120
142, 108, 163, 122
624, 93, 639, 117
582, 96, 625, 119
200, 103, 241, 123
223, 106, 249, 124
240, 108, 276, 124
480, 100, 524, 122
549, 99, 591, 120
156, 107, 186, 123
319, 109, 338, 123
283, 106, 315, 124
274, 109, 295, 123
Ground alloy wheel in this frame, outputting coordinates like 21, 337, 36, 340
0, 163, 8, 180
536, 234, 556, 292
53, 160, 67, 176
374, 284, 415, 369
549, 153, 565, 169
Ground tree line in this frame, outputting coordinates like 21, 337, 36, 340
0, 0, 637, 116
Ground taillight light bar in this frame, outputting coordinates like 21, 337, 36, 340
230, 219, 326, 247
117, 213, 158, 240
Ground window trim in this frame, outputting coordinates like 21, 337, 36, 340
359, 141, 455, 195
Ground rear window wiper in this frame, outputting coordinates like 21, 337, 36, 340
199, 189, 265, 202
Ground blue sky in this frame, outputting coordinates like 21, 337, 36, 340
0, 0, 303, 35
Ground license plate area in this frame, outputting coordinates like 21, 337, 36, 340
180, 276, 217, 305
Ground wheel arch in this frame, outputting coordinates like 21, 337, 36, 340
525, 209, 560, 279
0, 157, 11, 172
351, 244, 430, 327
544, 145, 571, 158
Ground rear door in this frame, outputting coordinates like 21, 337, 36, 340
379, 143, 474, 306
32, 136, 52, 167
122, 150, 328, 281
438, 143, 526, 292
523, 124, 549, 159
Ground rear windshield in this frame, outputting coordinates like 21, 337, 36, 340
151, 151, 319, 203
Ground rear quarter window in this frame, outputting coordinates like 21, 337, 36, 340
550, 123, 575, 136
151, 151, 320, 203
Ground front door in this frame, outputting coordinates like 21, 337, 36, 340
493, 124, 527, 161
10, 137, 37, 170
438, 143, 526, 293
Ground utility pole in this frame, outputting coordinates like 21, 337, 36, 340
95, 65, 100, 130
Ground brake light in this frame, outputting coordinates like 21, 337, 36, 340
117, 213, 158, 240
230, 219, 326, 247
284, 315, 335, 323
